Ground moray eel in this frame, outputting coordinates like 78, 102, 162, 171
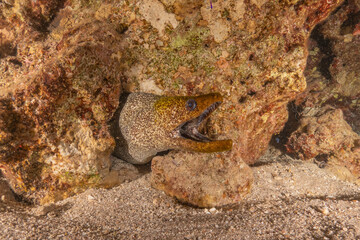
111, 92, 232, 164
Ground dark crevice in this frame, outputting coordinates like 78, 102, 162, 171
314, 154, 329, 168
115, 23, 129, 34
331, 0, 349, 16
24, 0, 67, 34
0, 43, 17, 59
262, 80, 272, 87
294, 0, 306, 12
340, 10, 360, 35
12, 191, 34, 205
309, 24, 335, 81
238, 96, 247, 103
270, 101, 303, 153
248, 53, 254, 61
247, 90, 256, 96
9, 58, 22, 66
250, 161, 276, 167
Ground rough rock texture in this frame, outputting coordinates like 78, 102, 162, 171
145, 0, 343, 206
151, 151, 253, 207
134, 0, 343, 166
1, 147, 360, 239
286, 0, 360, 185
286, 106, 360, 184
0, 1, 125, 203
0, 173, 16, 203
0, 0, 344, 204
296, 0, 360, 134
287, 106, 358, 160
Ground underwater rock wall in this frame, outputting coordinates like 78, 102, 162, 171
0, 0, 344, 204
287, 0, 360, 185
0, 1, 125, 203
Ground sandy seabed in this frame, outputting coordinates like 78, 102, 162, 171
1, 146, 359, 239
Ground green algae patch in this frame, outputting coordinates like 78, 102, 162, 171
170, 28, 210, 49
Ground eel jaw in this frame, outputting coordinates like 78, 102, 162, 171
176, 101, 222, 142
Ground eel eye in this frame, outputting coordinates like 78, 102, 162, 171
186, 99, 197, 111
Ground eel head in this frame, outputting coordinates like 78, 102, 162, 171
154, 93, 233, 153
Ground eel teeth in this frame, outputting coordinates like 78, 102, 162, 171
179, 101, 222, 142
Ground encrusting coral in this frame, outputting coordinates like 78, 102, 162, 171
0, 0, 346, 205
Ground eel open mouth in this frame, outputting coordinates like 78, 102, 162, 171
178, 101, 222, 142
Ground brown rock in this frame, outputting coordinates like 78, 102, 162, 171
297, 0, 360, 133
287, 106, 358, 159
288, 0, 360, 184
286, 106, 360, 182
0, 0, 345, 204
151, 151, 253, 207
0, 6, 125, 203
0, 174, 16, 203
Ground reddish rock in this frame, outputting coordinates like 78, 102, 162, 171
0, 173, 16, 203
296, 0, 360, 133
287, 106, 359, 159
288, 0, 360, 184
0, 5, 125, 203
151, 151, 253, 208
286, 106, 360, 182
0, 0, 345, 204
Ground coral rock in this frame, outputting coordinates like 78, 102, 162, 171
286, 106, 360, 183
0, 174, 16, 203
0, 0, 345, 204
151, 151, 253, 207
290, 0, 360, 184
0, 5, 124, 203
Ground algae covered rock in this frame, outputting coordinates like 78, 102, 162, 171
0, 4, 125, 203
122, 0, 342, 165
288, 0, 360, 185
147, 0, 343, 205
296, 0, 360, 134
0, 0, 345, 205
286, 106, 360, 184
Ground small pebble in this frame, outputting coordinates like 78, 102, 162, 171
209, 207, 217, 213
87, 195, 95, 201
321, 206, 330, 215
156, 40, 164, 47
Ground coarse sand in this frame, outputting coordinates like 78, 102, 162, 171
1, 146, 359, 239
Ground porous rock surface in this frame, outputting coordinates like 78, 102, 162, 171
151, 151, 253, 207
296, 0, 360, 133
287, 0, 360, 185
0, 173, 16, 203
0, 0, 344, 204
286, 106, 360, 184
1, 147, 360, 239
0, 1, 125, 203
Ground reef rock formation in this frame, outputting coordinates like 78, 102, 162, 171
0, 0, 344, 205
287, 0, 360, 185
287, 106, 360, 184
296, 0, 360, 133
148, 0, 344, 205
151, 151, 253, 208
0, 1, 125, 203
0, 172, 16, 203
